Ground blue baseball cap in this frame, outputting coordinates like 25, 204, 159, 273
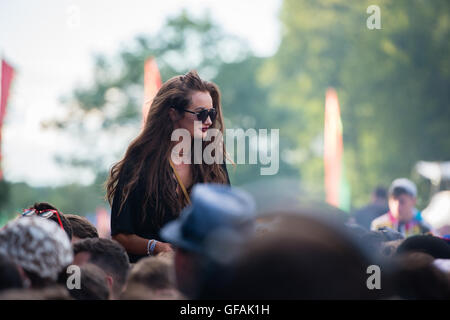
160, 183, 256, 261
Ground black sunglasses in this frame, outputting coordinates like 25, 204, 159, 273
183, 108, 217, 123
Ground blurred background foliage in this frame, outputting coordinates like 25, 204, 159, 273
1, 0, 449, 222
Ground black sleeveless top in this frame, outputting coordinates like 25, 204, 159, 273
110, 162, 230, 263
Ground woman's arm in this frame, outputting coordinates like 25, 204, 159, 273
112, 233, 173, 256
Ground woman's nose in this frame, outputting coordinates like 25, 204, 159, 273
204, 116, 212, 126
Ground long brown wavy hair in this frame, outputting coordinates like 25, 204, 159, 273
106, 70, 229, 228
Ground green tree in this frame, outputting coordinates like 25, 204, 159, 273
46, 10, 299, 191
260, 0, 450, 208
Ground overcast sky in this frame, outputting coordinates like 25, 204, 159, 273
0, 0, 281, 187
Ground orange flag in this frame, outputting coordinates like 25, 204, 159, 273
0, 59, 15, 180
324, 88, 348, 209
142, 57, 162, 127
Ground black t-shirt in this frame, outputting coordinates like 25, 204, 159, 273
110, 162, 230, 263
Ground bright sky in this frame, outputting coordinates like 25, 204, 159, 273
0, 0, 281, 187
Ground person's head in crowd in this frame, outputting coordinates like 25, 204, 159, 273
388, 179, 418, 223
22, 202, 73, 240
65, 214, 99, 243
0, 216, 73, 289
380, 239, 404, 258
205, 211, 392, 299
72, 238, 130, 299
0, 285, 72, 300
127, 255, 175, 290
160, 183, 256, 298
371, 178, 433, 236
372, 186, 388, 204
121, 283, 184, 300
392, 252, 450, 299
121, 255, 183, 300
66, 263, 110, 300
0, 254, 24, 291
396, 235, 450, 259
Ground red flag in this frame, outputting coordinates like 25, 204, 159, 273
142, 57, 162, 127
324, 88, 343, 208
0, 59, 15, 180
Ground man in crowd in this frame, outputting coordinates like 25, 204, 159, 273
72, 238, 130, 299
371, 178, 434, 237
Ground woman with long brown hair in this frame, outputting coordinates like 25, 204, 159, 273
106, 70, 230, 262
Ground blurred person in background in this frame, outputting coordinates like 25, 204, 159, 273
352, 186, 389, 230
66, 263, 110, 300
371, 178, 434, 237
160, 183, 256, 299
121, 254, 183, 300
0, 216, 73, 289
107, 70, 230, 263
206, 211, 394, 299
392, 252, 450, 299
65, 214, 99, 243
72, 238, 130, 299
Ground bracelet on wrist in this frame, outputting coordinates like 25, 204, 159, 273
149, 240, 158, 255
146, 239, 158, 256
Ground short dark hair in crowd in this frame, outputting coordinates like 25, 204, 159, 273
374, 186, 387, 199
68, 263, 110, 300
65, 214, 99, 240
73, 238, 130, 297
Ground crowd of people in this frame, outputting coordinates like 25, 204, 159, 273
0, 178, 449, 300
0, 72, 448, 300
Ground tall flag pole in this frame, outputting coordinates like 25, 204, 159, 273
0, 59, 15, 180
142, 57, 162, 128
324, 88, 351, 211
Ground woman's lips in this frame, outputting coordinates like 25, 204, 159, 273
202, 127, 209, 132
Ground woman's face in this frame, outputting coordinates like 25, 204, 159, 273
173, 91, 214, 139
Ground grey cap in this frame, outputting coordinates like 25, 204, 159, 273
389, 178, 417, 197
